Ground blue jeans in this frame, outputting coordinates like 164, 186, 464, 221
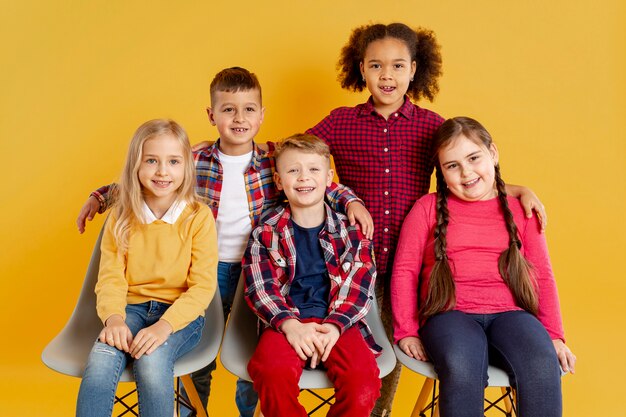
180, 261, 258, 417
419, 310, 562, 417
76, 301, 204, 417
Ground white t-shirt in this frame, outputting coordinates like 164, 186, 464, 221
216, 150, 254, 262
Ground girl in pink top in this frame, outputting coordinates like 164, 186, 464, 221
391, 117, 575, 417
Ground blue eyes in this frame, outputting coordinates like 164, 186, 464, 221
144, 159, 181, 165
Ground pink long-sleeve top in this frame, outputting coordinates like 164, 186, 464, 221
391, 193, 564, 343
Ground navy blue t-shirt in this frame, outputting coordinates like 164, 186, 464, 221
290, 221, 330, 319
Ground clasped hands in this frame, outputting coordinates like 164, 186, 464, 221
99, 314, 173, 359
279, 319, 341, 369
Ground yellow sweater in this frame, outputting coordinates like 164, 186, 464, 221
96, 204, 218, 332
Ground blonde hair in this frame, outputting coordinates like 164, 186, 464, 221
273, 133, 331, 164
113, 119, 199, 253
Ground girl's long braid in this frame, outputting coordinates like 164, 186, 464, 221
494, 165, 539, 315
421, 167, 456, 317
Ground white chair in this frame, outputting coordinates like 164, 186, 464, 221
394, 345, 516, 417
220, 276, 397, 415
41, 226, 224, 417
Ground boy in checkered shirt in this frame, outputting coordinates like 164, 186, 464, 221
243, 133, 381, 417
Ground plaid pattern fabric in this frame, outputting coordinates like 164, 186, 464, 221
92, 140, 360, 225
193, 140, 279, 225
308, 96, 445, 276
243, 203, 381, 354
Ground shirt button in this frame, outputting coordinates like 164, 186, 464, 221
385, 210, 390, 215
383, 128, 388, 133
383, 147, 389, 152
394, 113, 399, 117
384, 191, 389, 195
385, 168, 390, 173
384, 227, 389, 232
383, 247, 389, 252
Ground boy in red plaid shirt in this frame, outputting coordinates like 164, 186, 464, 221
243, 134, 381, 417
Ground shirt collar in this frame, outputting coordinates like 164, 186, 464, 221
141, 200, 187, 224
358, 95, 415, 120
210, 139, 267, 172
274, 203, 340, 235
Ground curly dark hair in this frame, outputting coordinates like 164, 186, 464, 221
337, 23, 442, 102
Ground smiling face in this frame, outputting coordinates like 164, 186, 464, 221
207, 88, 264, 155
138, 133, 186, 211
438, 134, 499, 202
360, 37, 416, 119
274, 148, 333, 215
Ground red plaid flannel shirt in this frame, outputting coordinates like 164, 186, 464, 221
307, 96, 445, 277
242, 203, 381, 354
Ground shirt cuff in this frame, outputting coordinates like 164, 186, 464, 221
90, 191, 108, 214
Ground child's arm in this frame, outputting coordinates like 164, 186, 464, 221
505, 184, 547, 230
323, 231, 377, 334
161, 207, 218, 333
242, 225, 300, 330
326, 183, 374, 239
390, 198, 432, 343
95, 212, 131, 328
76, 184, 119, 233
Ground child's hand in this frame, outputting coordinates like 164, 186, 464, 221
399, 336, 428, 361
508, 184, 547, 231
552, 339, 576, 374
129, 319, 173, 359
347, 202, 374, 239
279, 319, 327, 361
76, 195, 101, 234
191, 141, 212, 152
316, 323, 340, 365
100, 314, 133, 352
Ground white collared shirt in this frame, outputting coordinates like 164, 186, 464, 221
141, 200, 188, 224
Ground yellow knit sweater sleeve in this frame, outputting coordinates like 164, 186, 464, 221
95, 211, 129, 324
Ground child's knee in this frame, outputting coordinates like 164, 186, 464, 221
248, 357, 301, 386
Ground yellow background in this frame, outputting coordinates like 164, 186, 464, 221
1, 1, 625, 416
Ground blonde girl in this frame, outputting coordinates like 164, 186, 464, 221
76, 119, 217, 417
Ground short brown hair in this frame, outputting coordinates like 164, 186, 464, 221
274, 133, 330, 164
210, 67, 262, 104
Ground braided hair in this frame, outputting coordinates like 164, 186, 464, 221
421, 117, 538, 317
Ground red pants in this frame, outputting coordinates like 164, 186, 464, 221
247, 320, 381, 417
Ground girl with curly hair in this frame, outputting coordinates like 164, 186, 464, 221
307, 23, 545, 416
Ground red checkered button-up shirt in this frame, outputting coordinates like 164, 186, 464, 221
307, 97, 444, 277
243, 203, 381, 354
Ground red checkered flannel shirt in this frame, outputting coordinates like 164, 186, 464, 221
307, 96, 445, 277
91, 140, 361, 225
242, 203, 381, 354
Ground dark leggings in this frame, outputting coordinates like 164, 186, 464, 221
420, 310, 562, 417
